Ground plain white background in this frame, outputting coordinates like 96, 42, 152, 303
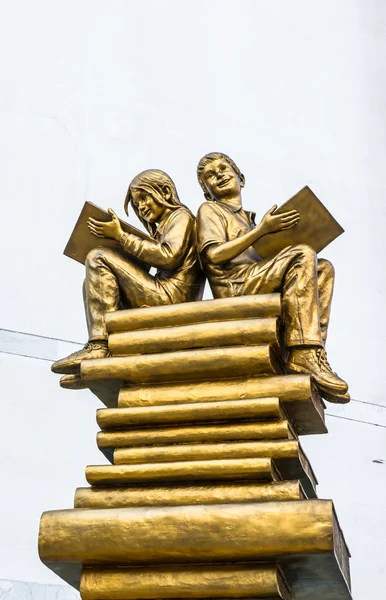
0, 1, 385, 598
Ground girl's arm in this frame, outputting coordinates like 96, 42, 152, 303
88, 209, 191, 270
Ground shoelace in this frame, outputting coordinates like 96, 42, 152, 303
316, 348, 333, 373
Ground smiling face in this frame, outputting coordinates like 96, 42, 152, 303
130, 190, 166, 223
201, 158, 243, 202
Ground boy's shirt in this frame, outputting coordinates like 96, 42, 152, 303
196, 199, 262, 298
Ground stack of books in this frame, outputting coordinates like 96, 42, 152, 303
39, 294, 352, 600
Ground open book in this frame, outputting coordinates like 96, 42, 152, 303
64, 187, 343, 265
63, 201, 152, 265
254, 186, 344, 258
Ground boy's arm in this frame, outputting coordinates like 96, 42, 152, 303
206, 205, 300, 266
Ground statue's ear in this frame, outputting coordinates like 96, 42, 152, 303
162, 185, 172, 201
240, 173, 245, 188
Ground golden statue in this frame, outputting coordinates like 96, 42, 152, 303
41, 158, 352, 599
196, 152, 349, 404
52, 169, 204, 376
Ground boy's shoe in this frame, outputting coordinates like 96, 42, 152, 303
51, 341, 109, 375
287, 347, 348, 395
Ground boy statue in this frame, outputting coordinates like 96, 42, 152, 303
196, 152, 349, 404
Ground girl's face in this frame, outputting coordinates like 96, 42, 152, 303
130, 190, 166, 223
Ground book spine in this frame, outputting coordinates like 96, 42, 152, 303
109, 318, 279, 356
81, 345, 282, 384
105, 294, 281, 333
97, 397, 283, 430
97, 420, 290, 449
39, 500, 334, 565
74, 481, 305, 509
80, 563, 288, 600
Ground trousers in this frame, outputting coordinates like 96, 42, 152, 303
236, 244, 334, 348
84, 248, 173, 340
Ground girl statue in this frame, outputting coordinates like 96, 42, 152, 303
52, 169, 205, 377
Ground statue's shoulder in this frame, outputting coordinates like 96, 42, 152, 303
166, 205, 194, 224
197, 201, 223, 219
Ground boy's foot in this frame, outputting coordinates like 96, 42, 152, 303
287, 347, 348, 395
51, 341, 109, 375
322, 389, 351, 404
60, 374, 88, 390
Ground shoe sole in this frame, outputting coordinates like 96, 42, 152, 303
51, 363, 81, 375
286, 362, 348, 394
322, 391, 350, 404
60, 374, 88, 390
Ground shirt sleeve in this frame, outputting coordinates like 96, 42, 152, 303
120, 210, 193, 271
196, 202, 228, 257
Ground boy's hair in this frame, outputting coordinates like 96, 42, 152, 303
197, 152, 245, 200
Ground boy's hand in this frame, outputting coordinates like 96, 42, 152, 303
88, 209, 124, 241
259, 204, 300, 235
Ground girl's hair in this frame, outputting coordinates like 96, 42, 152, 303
196, 152, 245, 200
125, 169, 192, 236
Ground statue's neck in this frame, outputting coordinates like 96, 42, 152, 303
216, 194, 243, 211
156, 207, 173, 225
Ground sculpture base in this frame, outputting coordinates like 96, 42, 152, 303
41, 295, 351, 600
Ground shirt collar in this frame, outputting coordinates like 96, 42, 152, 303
154, 208, 177, 237
216, 199, 243, 213
215, 199, 257, 224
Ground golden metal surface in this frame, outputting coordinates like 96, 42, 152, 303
40, 498, 351, 598
112, 439, 317, 498
85, 457, 279, 486
80, 563, 289, 600
118, 374, 326, 436
114, 438, 296, 464
97, 397, 283, 430
253, 186, 344, 258
64, 201, 152, 265
82, 345, 283, 384
38, 499, 342, 565
74, 481, 305, 508
44, 164, 352, 600
97, 420, 291, 450
105, 294, 281, 333
195, 152, 349, 402
53, 170, 205, 369
108, 317, 279, 356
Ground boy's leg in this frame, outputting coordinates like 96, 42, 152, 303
317, 258, 335, 345
240, 244, 348, 396
241, 244, 323, 348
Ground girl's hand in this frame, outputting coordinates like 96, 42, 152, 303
259, 204, 300, 235
88, 209, 124, 241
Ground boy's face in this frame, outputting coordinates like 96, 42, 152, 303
201, 158, 242, 201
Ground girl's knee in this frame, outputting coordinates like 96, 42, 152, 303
85, 247, 107, 267
318, 258, 335, 279
292, 243, 316, 261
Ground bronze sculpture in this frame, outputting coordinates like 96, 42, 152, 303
196, 152, 349, 404
52, 169, 204, 375
41, 157, 353, 599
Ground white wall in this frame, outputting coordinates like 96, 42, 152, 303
0, 1, 385, 598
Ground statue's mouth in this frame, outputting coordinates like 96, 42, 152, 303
217, 177, 231, 188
